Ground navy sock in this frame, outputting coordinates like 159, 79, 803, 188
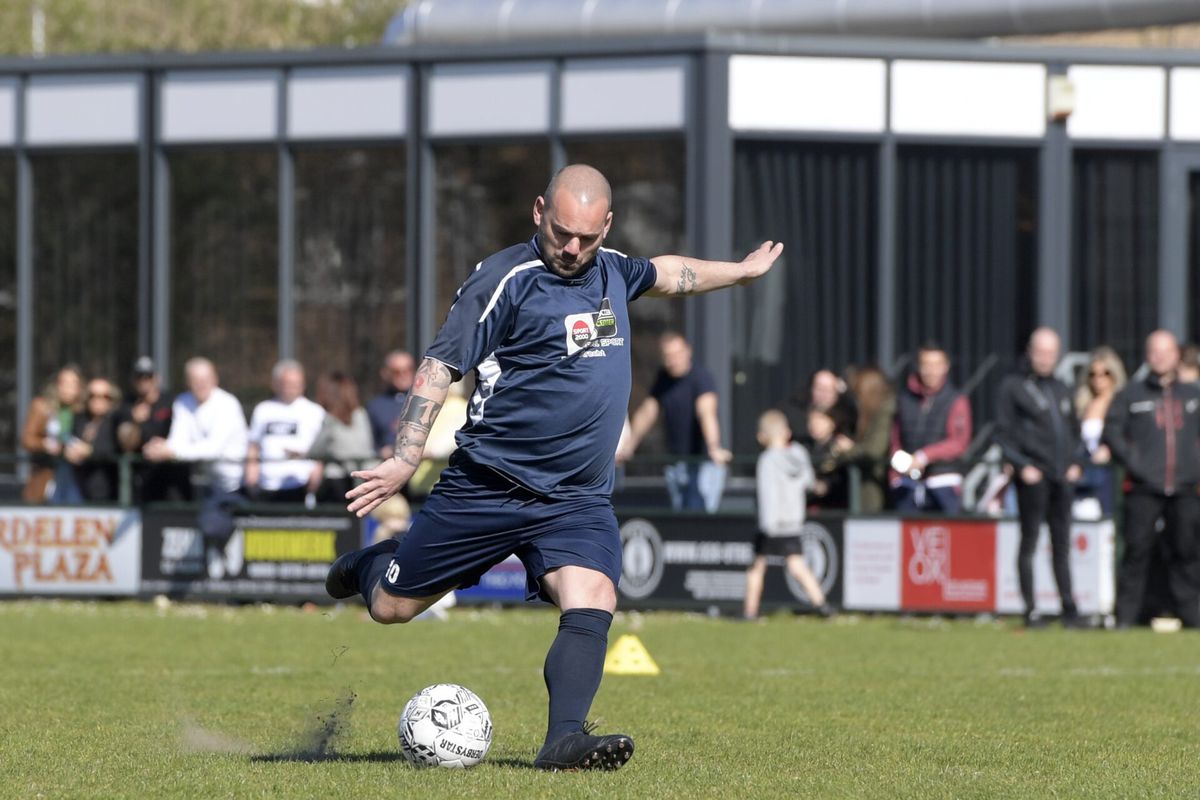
542, 608, 613, 747
355, 539, 400, 606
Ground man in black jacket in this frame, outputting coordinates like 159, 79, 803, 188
996, 328, 1084, 628
1104, 330, 1200, 628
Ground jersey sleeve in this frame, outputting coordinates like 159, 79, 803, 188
610, 253, 657, 302
424, 264, 522, 378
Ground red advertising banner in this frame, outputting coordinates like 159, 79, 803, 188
900, 520, 996, 612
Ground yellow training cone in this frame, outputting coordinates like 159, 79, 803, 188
603, 634, 661, 676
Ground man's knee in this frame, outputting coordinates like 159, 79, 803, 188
544, 566, 617, 612
368, 589, 425, 624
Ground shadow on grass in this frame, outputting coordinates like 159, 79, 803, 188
250, 752, 536, 769
250, 750, 407, 764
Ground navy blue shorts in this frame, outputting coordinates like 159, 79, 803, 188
379, 463, 622, 602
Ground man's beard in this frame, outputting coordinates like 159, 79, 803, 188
546, 254, 594, 278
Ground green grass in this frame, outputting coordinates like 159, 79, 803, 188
1, 601, 1198, 799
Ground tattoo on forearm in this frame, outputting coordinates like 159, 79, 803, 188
413, 358, 454, 390
675, 262, 698, 295
393, 423, 427, 468
402, 396, 442, 430
392, 394, 444, 468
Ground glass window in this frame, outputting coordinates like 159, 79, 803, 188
565, 138, 686, 448
434, 143, 550, 323
0, 158, 14, 464
1073, 149, 1159, 372
731, 141, 879, 454
32, 152, 139, 391
294, 146, 407, 393
170, 149, 278, 406
895, 145, 1038, 426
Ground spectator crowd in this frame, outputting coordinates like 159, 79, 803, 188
21, 325, 1200, 628
20, 350, 436, 508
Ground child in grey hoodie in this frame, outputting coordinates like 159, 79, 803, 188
743, 409, 834, 619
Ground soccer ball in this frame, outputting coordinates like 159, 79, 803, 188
398, 683, 493, 768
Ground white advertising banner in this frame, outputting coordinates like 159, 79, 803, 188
843, 519, 902, 611
0, 507, 141, 595
994, 519, 1116, 615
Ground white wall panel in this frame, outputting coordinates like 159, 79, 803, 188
26, 74, 141, 145
729, 55, 886, 133
1067, 65, 1165, 140
162, 71, 278, 143
562, 58, 686, 132
1169, 67, 1200, 141
288, 67, 407, 140
891, 60, 1045, 137
428, 62, 550, 136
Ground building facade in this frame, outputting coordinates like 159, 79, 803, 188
0, 33, 1198, 463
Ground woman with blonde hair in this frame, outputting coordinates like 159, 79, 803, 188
1074, 346, 1127, 516
21, 364, 85, 503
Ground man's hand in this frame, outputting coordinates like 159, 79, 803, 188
1066, 464, 1083, 483
346, 457, 416, 518
143, 437, 172, 462
64, 439, 92, 465
1021, 465, 1043, 485
346, 357, 454, 518
832, 434, 855, 456
131, 402, 151, 424
1091, 445, 1111, 465
737, 240, 784, 285
708, 445, 733, 466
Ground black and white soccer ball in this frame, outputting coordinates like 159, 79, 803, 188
398, 683, 493, 768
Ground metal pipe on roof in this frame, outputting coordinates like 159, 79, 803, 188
384, 0, 1200, 44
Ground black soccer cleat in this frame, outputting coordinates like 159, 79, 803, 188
534, 728, 634, 772
325, 539, 399, 600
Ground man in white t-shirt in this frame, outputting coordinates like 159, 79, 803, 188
144, 357, 250, 580
145, 357, 248, 493
245, 359, 325, 503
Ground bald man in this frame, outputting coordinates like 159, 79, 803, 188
1104, 330, 1200, 629
325, 164, 783, 770
995, 328, 1085, 628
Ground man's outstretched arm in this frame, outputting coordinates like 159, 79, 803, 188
646, 240, 783, 297
346, 357, 454, 517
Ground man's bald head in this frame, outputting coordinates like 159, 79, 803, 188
1146, 329, 1181, 378
543, 164, 612, 214
1027, 326, 1061, 377
533, 164, 614, 278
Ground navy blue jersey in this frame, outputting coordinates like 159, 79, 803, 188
425, 236, 657, 499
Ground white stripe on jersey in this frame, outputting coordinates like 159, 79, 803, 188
477, 259, 541, 323
469, 352, 502, 425
446, 261, 484, 313
599, 246, 630, 258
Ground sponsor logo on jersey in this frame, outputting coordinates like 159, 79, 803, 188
563, 297, 624, 358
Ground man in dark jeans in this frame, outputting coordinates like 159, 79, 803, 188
995, 328, 1085, 628
1104, 330, 1200, 629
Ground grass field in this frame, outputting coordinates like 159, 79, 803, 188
2, 600, 1199, 799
